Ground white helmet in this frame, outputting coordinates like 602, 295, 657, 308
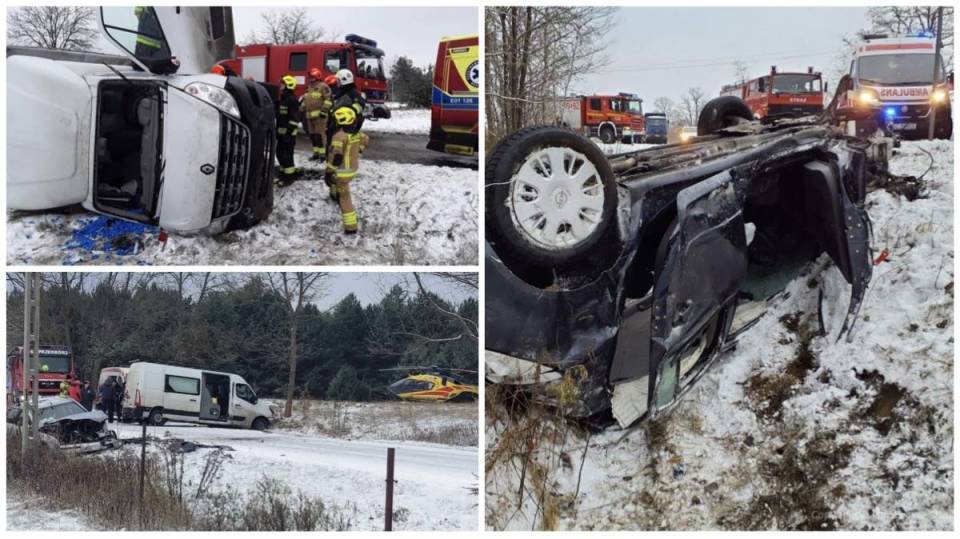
336, 69, 354, 86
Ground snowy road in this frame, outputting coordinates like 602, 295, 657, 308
113, 421, 478, 530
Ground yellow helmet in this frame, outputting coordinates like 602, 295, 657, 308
281, 75, 297, 90
334, 106, 357, 126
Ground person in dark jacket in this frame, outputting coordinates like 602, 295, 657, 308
80, 381, 96, 411
99, 379, 117, 423
276, 74, 302, 186
113, 380, 126, 422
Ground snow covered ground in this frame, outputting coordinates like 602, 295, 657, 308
55, 411, 475, 531
364, 108, 431, 135
7, 152, 477, 266
7, 490, 98, 531
485, 139, 954, 530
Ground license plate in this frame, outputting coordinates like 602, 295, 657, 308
890, 122, 917, 130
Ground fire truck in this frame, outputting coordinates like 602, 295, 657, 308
720, 66, 824, 119
832, 33, 952, 139
7, 346, 75, 395
427, 34, 478, 157
555, 93, 645, 143
224, 34, 391, 119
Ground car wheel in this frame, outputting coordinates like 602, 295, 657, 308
486, 126, 618, 267
697, 96, 754, 136
599, 125, 616, 144
252, 417, 269, 431
148, 407, 164, 426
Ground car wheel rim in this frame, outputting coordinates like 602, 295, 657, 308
508, 147, 605, 250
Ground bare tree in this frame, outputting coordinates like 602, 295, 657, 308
243, 8, 338, 45
263, 272, 328, 417
486, 6, 617, 141
7, 6, 97, 50
678, 87, 707, 127
733, 60, 750, 84
652, 96, 674, 116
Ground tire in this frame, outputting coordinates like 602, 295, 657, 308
148, 407, 164, 425
486, 126, 618, 267
697, 96, 754, 136
252, 417, 269, 431
599, 125, 616, 144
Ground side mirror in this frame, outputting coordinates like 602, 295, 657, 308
824, 82, 829, 93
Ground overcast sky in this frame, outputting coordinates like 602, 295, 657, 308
235, 6, 476, 68
575, 7, 871, 108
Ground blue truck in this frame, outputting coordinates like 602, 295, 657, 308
643, 112, 668, 143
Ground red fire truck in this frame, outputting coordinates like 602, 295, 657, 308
555, 93, 645, 143
224, 34, 391, 119
7, 346, 75, 395
427, 34, 478, 156
720, 66, 825, 119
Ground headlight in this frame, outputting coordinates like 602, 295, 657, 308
931, 88, 948, 103
857, 89, 879, 105
184, 82, 240, 118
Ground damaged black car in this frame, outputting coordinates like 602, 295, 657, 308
7, 396, 117, 447
485, 95, 880, 428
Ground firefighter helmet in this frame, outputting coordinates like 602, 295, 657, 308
334, 106, 357, 126
324, 74, 338, 87
336, 69, 354, 86
40, 364, 49, 372
309, 67, 323, 80
281, 75, 297, 90
210, 64, 226, 76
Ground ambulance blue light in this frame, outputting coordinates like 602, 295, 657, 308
884, 107, 896, 117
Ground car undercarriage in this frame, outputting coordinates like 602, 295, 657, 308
485, 99, 886, 428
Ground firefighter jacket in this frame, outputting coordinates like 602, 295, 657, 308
302, 82, 333, 120
59, 380, 70, 397
332, 84, 366, 134
276, 88, 301, 137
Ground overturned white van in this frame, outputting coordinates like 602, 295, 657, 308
122, 362, 276, 430
7, 6, 275, 234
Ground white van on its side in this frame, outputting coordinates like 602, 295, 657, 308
123, 362, 276, 430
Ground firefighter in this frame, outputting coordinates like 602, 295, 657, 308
326, 69, 370, 234
301, 68, 333, 161
59, 374, 72, 398
276, 74, 302, 186
322, 74, 340, 199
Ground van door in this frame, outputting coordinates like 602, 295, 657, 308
231, 379, 259, 427
199, 372, 231, 423
648, 170, 749, 416
99, 6, 235, 75
161, 373, 202, 421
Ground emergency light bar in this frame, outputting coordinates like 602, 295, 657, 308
345, 34, 378, 48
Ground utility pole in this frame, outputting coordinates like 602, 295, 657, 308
928, 6, 944, 140
21, 273, 41, 461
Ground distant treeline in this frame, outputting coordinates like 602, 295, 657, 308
6, 274, 477, 401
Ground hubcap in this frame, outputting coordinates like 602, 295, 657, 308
508, 147, 604, 250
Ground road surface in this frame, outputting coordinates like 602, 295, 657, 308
296, 131, 477, 169
113, 421, 477, 530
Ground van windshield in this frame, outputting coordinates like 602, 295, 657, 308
858, 53, 944, 85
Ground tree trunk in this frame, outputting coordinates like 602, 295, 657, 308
283, 309, 298, 417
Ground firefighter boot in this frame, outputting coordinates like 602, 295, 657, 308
324, 170, 339, 202
337, 178, 358, 234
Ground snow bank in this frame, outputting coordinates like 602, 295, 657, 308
7, 154, 478, 266
363, 109, 431, 135
486, 140, 954, 531
7, 490, 98, 531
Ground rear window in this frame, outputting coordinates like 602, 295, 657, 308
165, 375, 200, 395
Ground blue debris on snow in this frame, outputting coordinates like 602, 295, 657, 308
63, 215, 157, 260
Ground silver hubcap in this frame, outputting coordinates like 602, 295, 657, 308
508, 147, 604, 250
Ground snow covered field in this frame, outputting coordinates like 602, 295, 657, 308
7, 490, 98, 531
363, 108, 431, 135
7, 153, 477, 266
485, 140, 954, 530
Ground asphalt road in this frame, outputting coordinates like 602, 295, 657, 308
295, 131, 477, 169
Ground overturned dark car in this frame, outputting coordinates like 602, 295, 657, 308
7, 396, 117, 447
485, 96, 881, 428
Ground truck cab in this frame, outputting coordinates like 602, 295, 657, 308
558, 93, 645, 144
642, 112, 668, 143
722, 67, 824, 119
7, 346, 75, 395
7, 6, 276, 234
834, 33, 952, 139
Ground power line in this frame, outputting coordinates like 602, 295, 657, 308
596, 49, 840, 74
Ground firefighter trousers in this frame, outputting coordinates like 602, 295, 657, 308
310, 132, 326, 159
276, 134, 297, 177
326, 130, 369, 232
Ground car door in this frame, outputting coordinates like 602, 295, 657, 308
99, 6, 235, 75
648, 170, 749, 416
231, 380, 258, 427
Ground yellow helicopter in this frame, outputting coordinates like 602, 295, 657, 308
382, 366, 479, 402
